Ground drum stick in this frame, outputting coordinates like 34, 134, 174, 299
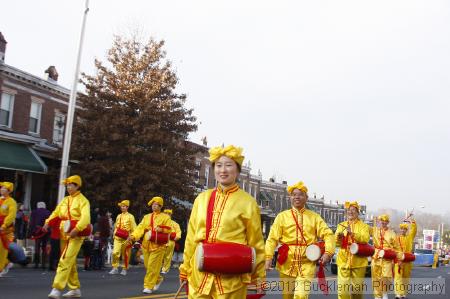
174, 280, 187, 299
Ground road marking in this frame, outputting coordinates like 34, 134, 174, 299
121, 292, 187, 299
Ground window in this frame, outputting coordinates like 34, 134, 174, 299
0, 93, 14, 127
29, 102, 42, 134
53, 112, 65, 146
205, 167, 209, 187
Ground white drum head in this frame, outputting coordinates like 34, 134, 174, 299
63, 220, 71, 233
195, 243, 204, 271
379, 250, 385, 258
306, 244, 321, 261
350, 243, 359, 255
401, 253, 406, 261
145, 230, 152, 241
251, 247, 256, 273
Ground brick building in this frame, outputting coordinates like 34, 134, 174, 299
0, 32, 70, 211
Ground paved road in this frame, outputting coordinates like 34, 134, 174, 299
0, 263, 448, 298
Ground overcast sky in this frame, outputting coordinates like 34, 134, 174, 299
3, 0, 450, 214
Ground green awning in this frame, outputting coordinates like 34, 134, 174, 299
0, 140, 48, 173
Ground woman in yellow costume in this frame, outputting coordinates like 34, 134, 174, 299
161, 208, 181, 274
0, 182, 17, 277
371, 214, 400, 299
179, 145, 266, 299
335, 201, 370, 299
109, 199, 136, 276
129, 196, 171, 294
265, 181, 335, 299
394, 219, 416, 299
44, 175, 91, 299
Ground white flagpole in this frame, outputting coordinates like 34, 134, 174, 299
57, 0, 90, 202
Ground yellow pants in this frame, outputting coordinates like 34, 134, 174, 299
112, 238, 131, 269
337, 267, 366, 299
161, 241, 175, 272
52, 237, 84, 290
371, 260, 393, 298
188, 280, 247, 299
279, 269, 315, 299
394, 263, 412, 297
142, 247, 165, 289
0, 231, 14, 271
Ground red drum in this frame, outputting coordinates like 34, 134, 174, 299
401, 252, 416, 262
169, 232, 177, 240
47, 217, 62, 228
378, 249, 397, 260
196, 242, 256, 274
0, 215, 4, 226
145, 230, 170, 244
350, 243, 375, 257
305, 242, 325, 262
63, 220, 93, 237
115, 228, 129, 239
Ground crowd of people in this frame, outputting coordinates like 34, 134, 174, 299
0, 144, 426, 299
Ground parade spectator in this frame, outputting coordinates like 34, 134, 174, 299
28, 202, 51, 269
15, 203, 28, 247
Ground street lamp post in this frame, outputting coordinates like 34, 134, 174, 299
57, 0, 90, 203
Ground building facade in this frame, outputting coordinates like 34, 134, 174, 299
0, 32, 70, 211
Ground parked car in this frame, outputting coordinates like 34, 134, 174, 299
330, 247, 372, 276
413, 248, 438, 267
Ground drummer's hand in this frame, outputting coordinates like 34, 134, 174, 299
42, 224, 49, 232
69, 228, 79, 238
127, 236, 134, 244
265, 259, 273, 271
155, 226, 163, 233
320, 253, 331, 265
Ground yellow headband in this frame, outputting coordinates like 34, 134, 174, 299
287, 181, 308, 194
209, 145, 245, 166
379, 214, 390, 222
0, 182, 14, 192
399, 223, 409, 230
164, 209, 173, 215
118, 200, 130, 207
61, 175, 82, 187
148, 196, 164, 207
344, 201, 360, 212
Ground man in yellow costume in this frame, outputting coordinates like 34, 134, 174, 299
265, 181, 335, 299
179, 145, 266, 299
44, 175, 90, 299
109, 199, 136, 276
161, 208, 181, 274
371, 214, 400, 299
394, 219, 416, 299
0, 182, 17, 277
335, 201, 370, 299
129, 196, 171, 294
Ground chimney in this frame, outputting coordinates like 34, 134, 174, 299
0, 32, 7, 63
45, 65, 59, 82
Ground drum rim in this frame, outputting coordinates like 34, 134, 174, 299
195, 243, 205, 271
63, 220, 72, 233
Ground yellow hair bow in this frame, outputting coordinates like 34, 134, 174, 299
209, 145, 245, 166
61, 175, 82, 187
118, 200, 130, 207
148, 196, 164, 207
344, 201, 360, 211
378, 214, 390, 222
0, 182, 14, 192
287, 181, 308, 194
399, 223, 409, 230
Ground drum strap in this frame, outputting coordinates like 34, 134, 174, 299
205, 189, 217, 242
290, 209, 307, 245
